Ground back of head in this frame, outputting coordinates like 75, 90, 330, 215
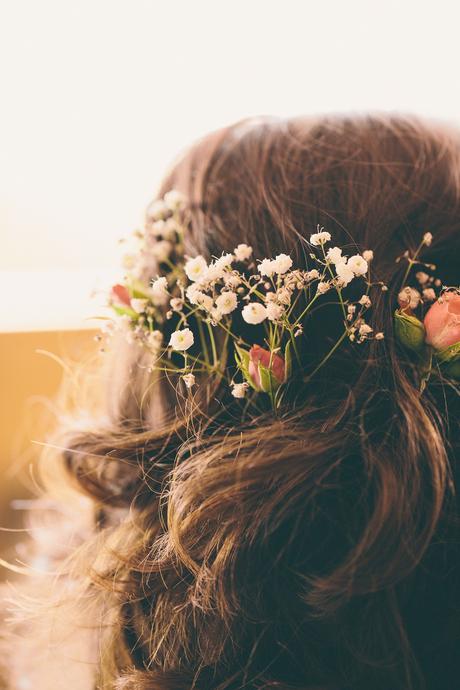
6, 115, 460, 690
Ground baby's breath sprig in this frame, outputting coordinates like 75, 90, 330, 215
104, 195, 385, 409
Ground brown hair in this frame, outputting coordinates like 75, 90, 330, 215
4, 115, 460, 690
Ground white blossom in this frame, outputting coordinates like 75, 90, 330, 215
231, 382, 249, 398
151, 276, 169, 305
152, 219, 166, 236
358, 323, 373, 336
215, 291, 238, 314
224, 274, 242, 288
306, 269, 320, 281
276, 288, 292, 305
416, 271, 430, 285
335, 261, 355, 286
317, 281, 331, 294
259, 258, 276, 277
242, 302, 268, 324
234, 243, 253, 261
310, 231, 331, 246
146, 330, 163, 351
326, 246, 343, 264
358, 295, 371, 308
147, 199, 168, 220
182, 373, 196, 388
170, 297, 184, 311
423, 232, 433, 246
185, 255, 208, 282
375, 332, 385, 340
266, 302, 284, 321
272, 253, 293, 274
362, 250, 374, 262
169, 328, 194, 351
423, 288, 436, 301
186, 285, 213, 311
163, 217, 179, 240
398, 287, 421, 310
130, 298, 148, 314
164, 189, 185, 211
151, 240, 173, 263
347, 254, 368, 276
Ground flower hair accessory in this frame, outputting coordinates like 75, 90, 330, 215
101, 191, 457, 408
394, 233, 460, 389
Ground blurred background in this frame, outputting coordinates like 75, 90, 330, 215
1, 0, 459, 570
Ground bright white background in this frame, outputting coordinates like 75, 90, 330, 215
1, 0, 459, 329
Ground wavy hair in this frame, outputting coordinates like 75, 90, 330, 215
3, 115, 460, 690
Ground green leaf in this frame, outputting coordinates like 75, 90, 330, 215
435, 340, 460, 365
394, 310, 426, 355
284, 340, 292, 380
112, 304, 137, 319
234, 344, 258, 390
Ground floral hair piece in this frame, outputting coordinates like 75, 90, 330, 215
102, 191, 458, 408
393, 233, 460, 389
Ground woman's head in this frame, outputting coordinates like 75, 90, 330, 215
8, 115, 460, 690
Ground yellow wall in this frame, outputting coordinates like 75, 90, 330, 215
0, 330, 97, 563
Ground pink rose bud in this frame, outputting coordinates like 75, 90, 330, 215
424, 292, 460, 350
111, 284, 131, 306
248, 345, 286, 391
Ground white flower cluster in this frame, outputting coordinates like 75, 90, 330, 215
107, 193, 384, 400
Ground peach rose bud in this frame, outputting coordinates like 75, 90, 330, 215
248, 345, 286, 391
111, 284, 131, 306
424, 292, 460, 351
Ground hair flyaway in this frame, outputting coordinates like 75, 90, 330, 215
103, 191, 460, 404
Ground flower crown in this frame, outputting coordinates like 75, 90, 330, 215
101, 191, 459, 406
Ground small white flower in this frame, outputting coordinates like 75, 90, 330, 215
163, 217, 179, 240
276, 288, 292, 305
272, 253, 293, 274
151, 276, 169, 305
210, 307, 223, 322
416, 271, 430, 285
423, 287, 436, 301
170, 297, 184, 311
215, 291, 238, 314
265, 291, 277, 302
310, 231, 331, 246
398, 287, 421, 310
259, 258, 276, 277
306, 269, 320, 281
242, 302, 268, 324
147, 199, 168, 220
182, 373, 196, 388
335, 261, 355, 286
164, 189, 185, 211
347, 254, 368, 276
231, 382, 249, 399
362, 250, 374, 262
185, 255, 208, 282
214, 253, 234, 269
326, 246, 343, 264
358, 323, 373, 336
151, 219, 166, 236
151, 240, 173, 262
234, 243, 253, 262
186, 284, 213, 311
317, 281, 331, 294
266, 302, 284, 321
169, 328, 194, 351
224, 274, 242, 288
130, 298, 148, 313
359, 295, 372, 308
375, 332, 385, 340
146, 330, 163, 351
423, 232, 433, 246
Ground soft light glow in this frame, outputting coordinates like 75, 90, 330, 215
1, 0, 459, 329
